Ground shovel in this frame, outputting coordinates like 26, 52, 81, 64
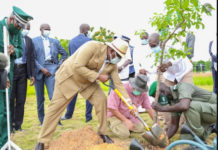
104, 82, 168, 148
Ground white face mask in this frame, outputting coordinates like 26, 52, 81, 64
86, 31, 91, 38
43, 30, 50, 38
22, 29, 29, 36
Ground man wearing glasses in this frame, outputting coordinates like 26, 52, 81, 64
0, 6, 33, 148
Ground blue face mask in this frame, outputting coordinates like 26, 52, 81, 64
151, 46, 161, 54
43, 30, 50, 38
141, 39, 148, 45
110, 53, 121, 64
132, 89, 142, 96
22, 29, 29, 37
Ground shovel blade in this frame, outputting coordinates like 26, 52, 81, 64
151, 123, 165, 139
130, 138, 144, 150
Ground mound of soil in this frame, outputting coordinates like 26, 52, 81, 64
87, 143, 124, 150
48, 126, 103, 150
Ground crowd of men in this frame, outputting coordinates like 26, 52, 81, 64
0, 6, 217, 150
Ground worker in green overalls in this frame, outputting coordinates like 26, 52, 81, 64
149, 81, 217, 141
0, 6, 33, 148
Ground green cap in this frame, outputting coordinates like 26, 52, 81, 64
12, 6, 33, 26
149, 81, 157, 96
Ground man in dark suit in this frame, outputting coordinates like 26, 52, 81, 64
61, 24, 93, 122
209, 40, 217, 93
10, 23, 35, 131
33, 23, 67, 125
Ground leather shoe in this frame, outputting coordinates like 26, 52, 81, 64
99, 135, 114, 143
58, 121, 63, 126
34, 142, 44, 150
61, 116, 71, 120
208, 123, 217, 134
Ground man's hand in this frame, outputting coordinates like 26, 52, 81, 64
6, 78, 10, 88
118, 66, 123, 73
29, 77, 35, 86
139, 69, 147, 75
130, 104, 138, 117
152, 102, 165, 112
158, 62, 172, 72
7, 45, 15, 55
123, 119, 134, 131
40, 68, 51, 77
97, 74, 109, 83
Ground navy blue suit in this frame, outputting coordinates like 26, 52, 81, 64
65, 34, 93, 122
209, 41, 217, 93
33, 36, 67, 124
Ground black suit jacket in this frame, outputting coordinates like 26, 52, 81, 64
24, 36, 35, 78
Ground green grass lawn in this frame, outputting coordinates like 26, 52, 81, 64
10, 73, 215, 150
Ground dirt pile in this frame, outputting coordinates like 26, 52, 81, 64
48, 126, 103, 150
87, 143, 124, 150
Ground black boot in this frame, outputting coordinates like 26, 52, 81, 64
34, 143, 44, 150
99, 135, 114, 143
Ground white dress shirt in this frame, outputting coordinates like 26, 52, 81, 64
41, 36, 51, 61
163, 47, 193, 82
118, 48, 131, 82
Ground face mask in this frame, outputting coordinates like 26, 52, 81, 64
43, 30, 50, 38
110, 53, 121, 64
132, 90, 142, 96
8, 23, 20, 35
158, 93, 169, 106
22, 29, 29, 36
151, 46, 161, 54
141, 39, 148, 45
86, 31, 91, 38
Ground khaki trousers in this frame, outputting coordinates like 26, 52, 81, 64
108, 117, 144, 138
38, 83, 107, 143
161, 70, 193, 130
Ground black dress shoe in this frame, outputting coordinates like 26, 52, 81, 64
34, 142, 44, 150
99, 135, 114, 143
58, 121, 63, 126
208, 123, 217, 134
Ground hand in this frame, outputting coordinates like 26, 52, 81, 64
139, 69, 147, 75
40, 68, 51, 77
29, 77, 35, 86
158, 62, 172, 72
7, 45, 15, 55
118, 66, 123, 73
123, 119, 134, 131
6, 79, 10, 88
97, 74, 109, 83
151, 102, 165, 111
130, 104, 138, 117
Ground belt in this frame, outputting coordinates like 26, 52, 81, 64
14, 63, 26, 68
45, 59, 56, 64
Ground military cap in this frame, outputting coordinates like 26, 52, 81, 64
12, 6, 33, 28
149, 81, 157, 96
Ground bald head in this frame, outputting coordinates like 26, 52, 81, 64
40, 23, 50, 31
148, 33, 160, 47
80, 23, 90, 35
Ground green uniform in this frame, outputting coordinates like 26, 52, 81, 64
0, 17, 23, 148
169, 82, 217, 140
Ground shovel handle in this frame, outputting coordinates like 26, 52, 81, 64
136, 114, 150, 131
114, 89, 133, 110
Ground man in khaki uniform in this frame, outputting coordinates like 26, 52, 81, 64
150, 81, 217, 141
35, 38, 138, 150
